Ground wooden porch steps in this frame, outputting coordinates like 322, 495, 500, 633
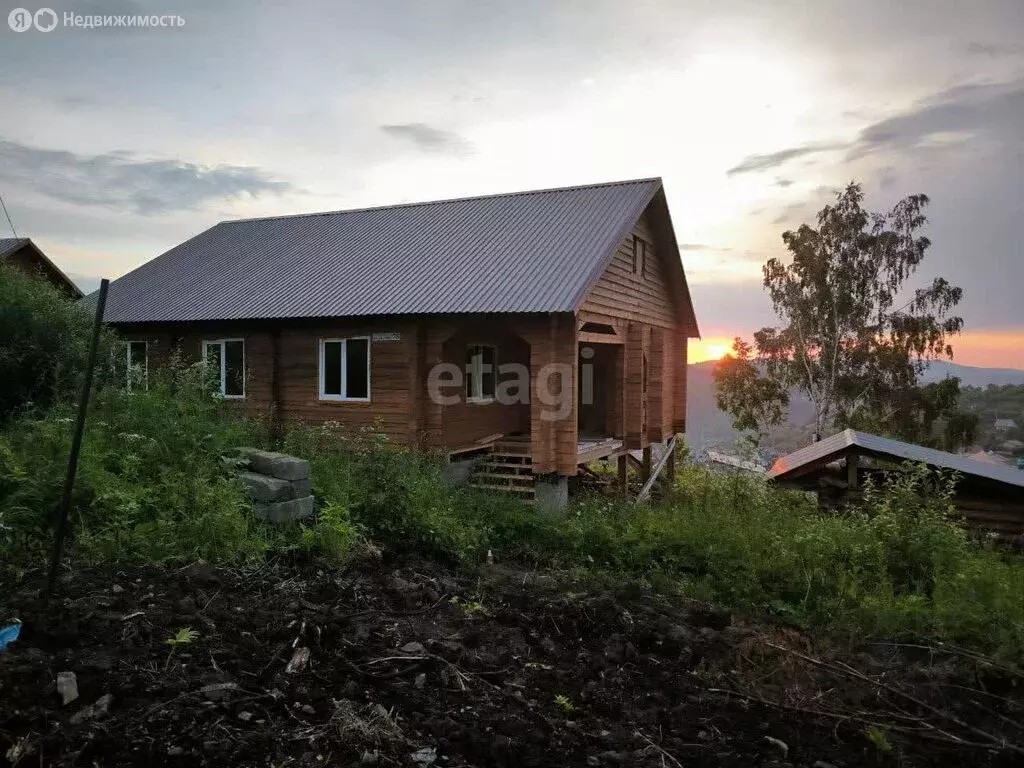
469, 445, 535, 502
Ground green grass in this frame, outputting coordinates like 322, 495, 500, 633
3, 377, 1023, 660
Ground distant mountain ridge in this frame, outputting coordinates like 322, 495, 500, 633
685, 360, 1024, 454
919, 361, 1024, 388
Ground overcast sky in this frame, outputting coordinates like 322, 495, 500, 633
1, 0, 1022, 366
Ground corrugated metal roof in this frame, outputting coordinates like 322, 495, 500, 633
98, 177, 685, 324
769, 429, 1024, 489
0, 238, 29, 259
1, 237, 84, 298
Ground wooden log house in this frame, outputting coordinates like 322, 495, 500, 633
94, 178, 701, 502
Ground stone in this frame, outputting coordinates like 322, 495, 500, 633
414, 673, 427, 689
291, 477, 312, 498
285, 646, 311, 674
253, 496, 315, 524
401, 641, 426, 655
242, 449, 310, 481
238, 471, 295, 502
111, 584, 124, 594
764, 736, 789, 757
56, 672, 79, 705
199, 682, 238, 700
300, 704, 316, 715
69, 693, 113, 724
410, 746, 436, 765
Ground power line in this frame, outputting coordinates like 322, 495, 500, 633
0, 192, 17, 238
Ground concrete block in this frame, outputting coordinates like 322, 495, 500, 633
534, 475, 568, 511
238, 471, 294, 503
243, 449, 310, 481
446, 458, 478, 488
291, 477, 312, 498
253, 495, 315, 524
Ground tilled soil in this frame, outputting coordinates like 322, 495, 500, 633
1, 556, 1021, 767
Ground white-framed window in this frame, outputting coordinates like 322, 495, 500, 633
465, 344, 497, 403
319, 337, 371, 401
126, 340, 148, 391
202, 338, 245, 398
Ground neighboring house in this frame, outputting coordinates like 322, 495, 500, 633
995, 418, 1018, 431
0, 238, 83, 299
769, 429, 1024, 544
96, 178, 700, 501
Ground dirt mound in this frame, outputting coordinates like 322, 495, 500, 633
1, 557, 1020, 766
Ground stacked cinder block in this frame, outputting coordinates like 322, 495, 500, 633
236, 448, 315, 523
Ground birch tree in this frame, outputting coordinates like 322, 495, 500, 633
714, 182, 964, 442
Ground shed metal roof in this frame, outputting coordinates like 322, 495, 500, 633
769, 429, 1024, 489
97, 177, 696, 327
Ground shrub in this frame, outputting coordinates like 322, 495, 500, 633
281, 422, 495, 561
0, 262, 114, 424
0, 355, 270, 569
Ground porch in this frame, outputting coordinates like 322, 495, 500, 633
452, 433, 626, 503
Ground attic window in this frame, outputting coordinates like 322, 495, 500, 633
631, 236, 648, 277
579, 322, 617, 335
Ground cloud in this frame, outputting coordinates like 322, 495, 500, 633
726, 79, 1024, 179
774, 178, 794, 188
771, 202, 811, 226
964, 42, 1024, 58
726, 143, 844, 176
380, 123, 474, 155
679, 243, 733, 253
852, 81, 1024, 156
0, 138, 292, 215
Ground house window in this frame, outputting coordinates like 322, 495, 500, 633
319, 337, 371, 401
126, 340, 148, 391
632, 235, 648, 277
202, 339, 245, 398
465, 344, 497, 403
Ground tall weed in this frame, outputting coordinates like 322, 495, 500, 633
0, 357, 269, 568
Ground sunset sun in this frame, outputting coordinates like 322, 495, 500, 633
693, 339, 733, 362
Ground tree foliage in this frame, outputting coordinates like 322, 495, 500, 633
712, 337, 789, 442
715, 182, 967, 445
0, 263, 110, 424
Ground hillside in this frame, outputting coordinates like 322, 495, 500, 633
685, 359, 1024, 454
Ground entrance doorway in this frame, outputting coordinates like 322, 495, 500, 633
578, 342, 620, 439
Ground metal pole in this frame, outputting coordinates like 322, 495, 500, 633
45, 279, 109, 596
